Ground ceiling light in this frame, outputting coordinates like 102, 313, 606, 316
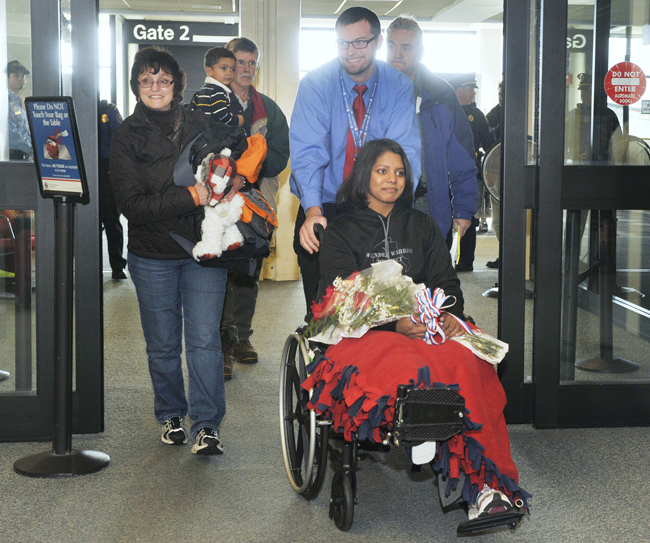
384, 0, 403, 15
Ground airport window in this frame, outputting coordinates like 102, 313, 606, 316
299, 27, 479, 80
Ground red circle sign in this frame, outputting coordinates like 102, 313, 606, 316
604, 62, 646, 105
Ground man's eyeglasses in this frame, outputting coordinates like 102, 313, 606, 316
138, 77, 174, 88
236, 60, 258, 68
335, 35, 378, 50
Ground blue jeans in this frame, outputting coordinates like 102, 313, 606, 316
128, 253, 227, 439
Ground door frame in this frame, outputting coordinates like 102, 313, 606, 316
533, 0, 650, 428
499, 0, 536, 423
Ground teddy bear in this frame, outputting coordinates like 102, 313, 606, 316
191, 148, 246, 261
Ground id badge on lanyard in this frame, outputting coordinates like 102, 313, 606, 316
340, 76, 378, 158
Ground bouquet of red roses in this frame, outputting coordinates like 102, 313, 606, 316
304, 260, 426, 344
304, 259, 509, 364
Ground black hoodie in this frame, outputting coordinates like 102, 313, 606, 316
319, 204, 464, 319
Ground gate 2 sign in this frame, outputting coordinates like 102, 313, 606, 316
604, 62, 647, 106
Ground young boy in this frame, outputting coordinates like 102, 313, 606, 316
191, 47, 244, 127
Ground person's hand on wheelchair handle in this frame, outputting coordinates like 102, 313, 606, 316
299, 206, 328, 254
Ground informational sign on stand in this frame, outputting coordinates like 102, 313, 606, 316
14, 96, 108, 478
604, 62, 647, 106
24, 96, 89, 205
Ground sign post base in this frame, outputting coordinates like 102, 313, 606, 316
14, 449, 109, 478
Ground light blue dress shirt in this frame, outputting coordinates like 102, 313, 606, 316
8, 90, 33, 156
290, 59, 421, 211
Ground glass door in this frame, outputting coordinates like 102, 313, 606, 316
0, 0, 52, 441
534, 0, 650, 427
0, 0, 103, 441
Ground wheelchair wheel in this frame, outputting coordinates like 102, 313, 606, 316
279, 333, 329, 500
329, 470, 355, 531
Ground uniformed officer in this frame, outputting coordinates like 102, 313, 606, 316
449, 73, 495, 272
99, 100, 127, 280
486, 81, 503, 268
6, 60, 32, 161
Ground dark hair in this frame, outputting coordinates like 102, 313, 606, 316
204, 47, 236, 68
130, 46, 186, 104
336, 139, 413, 211
336, 6, 381, 37
225, 37, 260, 60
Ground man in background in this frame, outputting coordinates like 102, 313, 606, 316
386, 16, 477, 247
99, 100, 127, 280
486, 81, 502, 140
486, 81, 502, 268
450, 73, 495, 272
220, 37, 290, 377
7, 60, 32, 161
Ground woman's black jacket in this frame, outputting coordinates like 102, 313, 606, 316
110, 102, 208, 259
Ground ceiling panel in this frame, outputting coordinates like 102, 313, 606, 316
101, 0, 237, 15
99, 0, 503, 23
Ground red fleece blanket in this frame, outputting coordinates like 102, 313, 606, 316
302, 330, 529, 508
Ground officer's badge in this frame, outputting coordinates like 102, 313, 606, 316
468, 114, 474, 122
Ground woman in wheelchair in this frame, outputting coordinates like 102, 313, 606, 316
304, 139, 530, 525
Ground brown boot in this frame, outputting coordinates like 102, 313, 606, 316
222, 338, 235, 380
234, 339, 258, 364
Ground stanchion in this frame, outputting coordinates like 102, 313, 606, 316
14, 197, 109, 478
575, 211, 638, 374
0, 370, 9, 382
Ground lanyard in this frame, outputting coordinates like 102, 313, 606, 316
340, 75, 378, 154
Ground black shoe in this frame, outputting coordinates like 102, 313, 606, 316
455, 262, 474, 272
222, 338, 235, 380
486, 258, 499, 269
112, 269, 127, 280
234, 339, 258, 364
191, 427, 224, 455
161, 416, 188, 445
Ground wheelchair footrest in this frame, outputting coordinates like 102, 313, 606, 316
393, 385, 465, 444
456, 509, 525, 535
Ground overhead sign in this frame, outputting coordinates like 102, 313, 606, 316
24, 96, 89, 204
124, 21, 238, 46
604, 62, 647, 106
567, 29, 593, 51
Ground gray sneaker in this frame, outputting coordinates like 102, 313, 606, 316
191, 427, 224, 455
161, 416, 188, 445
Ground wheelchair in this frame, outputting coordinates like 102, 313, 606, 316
279, 327, 526, 535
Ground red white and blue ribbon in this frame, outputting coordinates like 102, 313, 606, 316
411, 288, 474, 345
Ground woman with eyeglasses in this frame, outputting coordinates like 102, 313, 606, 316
110, 46, 242, 456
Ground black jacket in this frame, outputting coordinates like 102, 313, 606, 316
110, 102, 209, 259
319, 205, 464, 319
463, 103, 495, 167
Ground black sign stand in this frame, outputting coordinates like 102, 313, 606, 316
14, 196, 109, 477
15, 96, 109, 477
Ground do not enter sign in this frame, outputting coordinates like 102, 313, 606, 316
604, 62, 646, 105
